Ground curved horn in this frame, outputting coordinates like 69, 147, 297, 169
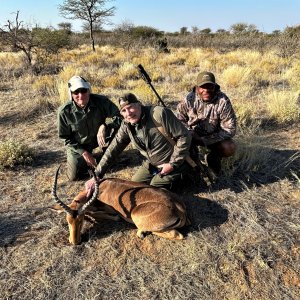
78, 169, 99, 215
51, 165, 74, 216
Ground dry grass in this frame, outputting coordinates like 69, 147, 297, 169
265, 90, 300, 123
0, 45, 300, 300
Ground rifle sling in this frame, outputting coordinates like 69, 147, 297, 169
150, 107, 197, 168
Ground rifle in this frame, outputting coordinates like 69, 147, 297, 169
137, 64, 216, 187
137, 64, 166, 107
194, 157, 218, 187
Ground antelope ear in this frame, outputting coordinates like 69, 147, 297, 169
49, 204, 65, 214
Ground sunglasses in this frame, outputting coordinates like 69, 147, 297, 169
199, 83, 215, 90
72, 88, 88, 95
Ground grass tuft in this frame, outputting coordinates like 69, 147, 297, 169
0, 140, 34, 170
265, 90, 300, 123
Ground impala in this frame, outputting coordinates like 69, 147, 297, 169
52, 166, 189, 245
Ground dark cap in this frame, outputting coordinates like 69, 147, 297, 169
119, 93, 140, 110
197, 71, 216, 87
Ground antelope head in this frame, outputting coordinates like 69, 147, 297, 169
51, 166, 99, 245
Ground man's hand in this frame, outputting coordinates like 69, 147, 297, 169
85, 167, 103, 198
97, 124, 107, 148
82, 151, 97, 168
158, 163, 174, 176
85, 177, 96, 198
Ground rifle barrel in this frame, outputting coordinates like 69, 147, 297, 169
148, 82, 166, 107
137, 64, 166, 107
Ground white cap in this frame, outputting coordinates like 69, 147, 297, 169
68, 76, 91, 92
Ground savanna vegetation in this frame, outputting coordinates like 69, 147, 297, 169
0, 11, 299, 300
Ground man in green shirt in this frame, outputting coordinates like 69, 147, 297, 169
58, 76, 121, 181
85, 93, 193, 196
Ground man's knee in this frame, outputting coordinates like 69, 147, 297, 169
150, 178, 172, 190
66, 153, 88, 181
132, 164, 153, 184
218, 139, 236, 157
67, 170, 78, 181
67, 161, 80, 181
150, 171, 183, 191
210, 139, 236, 158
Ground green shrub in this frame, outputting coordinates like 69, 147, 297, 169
32, 27, 71, 54
0, 140, 34, 169
129, 26, 163, 39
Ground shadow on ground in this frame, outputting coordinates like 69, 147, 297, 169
34, 149, 65, 167
81, 218, 134, 243
191, 148, 300, 194
0, 208, 45, 248
183, 196, 229, 234
0, 112, 20, 126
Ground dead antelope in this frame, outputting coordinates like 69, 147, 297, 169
51, 166, 189, 245
51, 166, 119, 245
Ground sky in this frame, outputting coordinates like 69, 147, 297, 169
0, 0, 300, 33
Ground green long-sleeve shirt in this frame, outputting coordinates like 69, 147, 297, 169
58, 94, 121, 155
95, 105, 192, 176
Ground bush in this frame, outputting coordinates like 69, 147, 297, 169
0, 140, 34, 170
130, 26, 163, 39
32, 28, 71, 54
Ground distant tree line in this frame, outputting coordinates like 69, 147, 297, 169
0, 8, 299, 73
74, 22, 300, 58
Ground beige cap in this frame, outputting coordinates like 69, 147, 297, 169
68, 76, 91, 92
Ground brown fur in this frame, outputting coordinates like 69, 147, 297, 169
53, 178, 189, 244
98, 179, 188, 233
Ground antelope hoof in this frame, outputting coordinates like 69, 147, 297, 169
137, 230, 147, 239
